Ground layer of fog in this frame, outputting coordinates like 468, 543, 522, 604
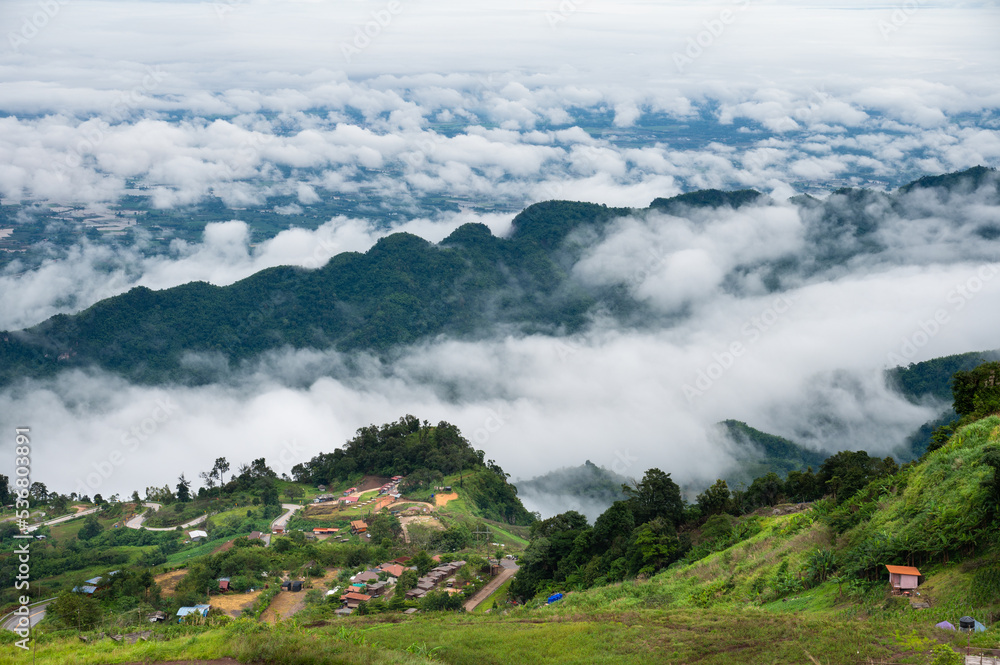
3, 193, 999, 510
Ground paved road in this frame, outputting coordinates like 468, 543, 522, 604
463, 562, 519, 612
124, 502, 163, 529
24, 507, 99, 532
1, 600, 52, 632
125, 502, 208, 531
270, 504, 303, 534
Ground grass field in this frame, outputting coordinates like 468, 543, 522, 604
13, 603, 987, 665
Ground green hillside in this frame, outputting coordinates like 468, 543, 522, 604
13, 413, 1000, 664
719, 419, 827, 482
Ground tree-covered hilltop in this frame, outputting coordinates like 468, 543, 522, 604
719, 419, 827, 482
2, 167, 994, 388
291, 415, 534, 525
514, 460, 628, 516
884, 350, 1000, 458
886, 349, 1000, 403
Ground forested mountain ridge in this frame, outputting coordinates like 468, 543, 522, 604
1, 167, 996, 388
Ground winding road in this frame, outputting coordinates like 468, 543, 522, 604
124, 502, 208, 531
270, 504, 303, 532
24, 506, 99, 532
1, 599, 54, 632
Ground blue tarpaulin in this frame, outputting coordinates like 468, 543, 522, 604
975, 621, 987, 632
547, 593, 563, 604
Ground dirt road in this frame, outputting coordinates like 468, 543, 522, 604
463, 564, 518, 612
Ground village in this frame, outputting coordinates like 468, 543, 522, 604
49, 473, 525, 627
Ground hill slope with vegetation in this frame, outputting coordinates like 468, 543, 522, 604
2, 167, 996, 389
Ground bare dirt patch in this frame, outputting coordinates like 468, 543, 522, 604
211, 538, 237, 555
155, 569, 188, 596
211, 590, 262, 617
435, 492, 459, 507
261, 589, 308, 623
357, 475, 391, 492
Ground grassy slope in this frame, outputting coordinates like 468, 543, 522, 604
19, 418, 1000, 663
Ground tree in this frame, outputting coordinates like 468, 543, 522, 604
696, 479, 733, 517
368, 512, 403, 543
213, 457, 231, 489
411, 550, 435, 576
78, 514, 103, 541
0, 474, 11, 506
29, 482, 48, 503
591, 500, 634, 553
49, 591, 102, 630
746, 472, 784, 509
260, 482, 279, 506
396, 569, 418, 593
628, 517, 686, 575
198, 470, 217, 495
953, 362, 1000, 416
176, 474, 191, 502
623, 468, 684, 527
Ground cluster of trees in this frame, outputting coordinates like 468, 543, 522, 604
511, 468, 688, 598
292, 417, 483, 484
292, 416, 533, 525
511, 450, 902, 601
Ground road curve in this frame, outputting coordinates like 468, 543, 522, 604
125, 502, 209, 531
25, 507, 99, 532
124, 502, 163, 529
270, 504, 303, 533
1, 600, 53, 632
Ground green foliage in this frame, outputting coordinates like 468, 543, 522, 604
719, 420, 826, 482
953, 362, 1000, 417
696, 479, 733, 517
623, 468, 684, 527
396, 569, 418, 593
803, 548, 838, 585
49, 591, 102, 630
368, 512, 403, 544
930, 644, 963, 665
77, 514, 103, 541
838, 416, 1000, 580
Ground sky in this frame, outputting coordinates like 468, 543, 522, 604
0, 0, 999, 512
